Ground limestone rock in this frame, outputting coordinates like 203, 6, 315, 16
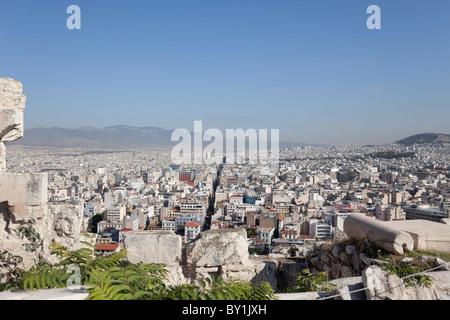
0, 77, 26, 145
46, 201, 83, 241
0, 172, 48, 206
0, 142, 4, 172
0, 77, 26, 110
186, 228, 248, 268
362, 265, 442, 300
329, 276, 365, 300
359, 252, 371, 265
123, 231, 183, 266
8, 205, 46, 224
344, 213, 414, 255
331, 245, 341, 259
345, 245, 357, 255
386, 220, 450, 253
0, 107, 24, 142
249, 259, 278, 290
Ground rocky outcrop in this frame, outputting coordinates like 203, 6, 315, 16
0, 77, 26, 172
0, 77, 84, 273
362, 265, 442, 300
123, 230, 183, 266
186, 228, 249, 268
122, 228, 285, 289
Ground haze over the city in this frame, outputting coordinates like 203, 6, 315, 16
0, 0, 449, 145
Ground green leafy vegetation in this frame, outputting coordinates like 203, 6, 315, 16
371, 248, 444, 288
0, 233, 276, 300
248, 246, 267, 256
292, 269, 334, 293
380, 261, 434, 287
406, 250, 450, 262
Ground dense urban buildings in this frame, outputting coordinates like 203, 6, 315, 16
6, 141, 450, 257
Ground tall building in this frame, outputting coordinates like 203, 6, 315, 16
180, 201, 206, 217
106, 205, 126, 222
376, 204, 405, 221
403, 205, 448, 222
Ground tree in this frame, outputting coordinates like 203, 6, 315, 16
88, 213, 104, 233
177, 225, 185, 236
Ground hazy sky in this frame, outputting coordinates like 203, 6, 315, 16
0, 0, 449, 145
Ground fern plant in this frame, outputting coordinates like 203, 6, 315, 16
4, 233, 276, 301
154, 276, 276, 301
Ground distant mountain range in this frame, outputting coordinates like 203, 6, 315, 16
10, 127, 449, 149
10, 125, 323, 149
395, 133, 450, 146
11, 126, 175, 148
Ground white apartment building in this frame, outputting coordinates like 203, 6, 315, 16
97, 221, 124, 234
175, 214, 203, 231
106, 205, 126, 222
162, 218, 175, 232
185, 222, 201, 243
180, 201, 206, 217
309, 219, 332, 240
123, 215, 139, 231
228, 194, 244, 204
259, 228, 274, 245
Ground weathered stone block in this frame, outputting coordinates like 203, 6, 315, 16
319, 252, 330, 264
9, 205, 46, 223
386, 220, 450, 253
359, 252, 371, 265
186, 228, 248, 268
0, 77, 26, 110
345, 245, 357, 255
0, 172, 48, 206
48, 201, 83, 239
331, 245, 341, 259
0, 107, 24, 142
123, 231, 182, 266
330, 262, 341, 279
339, 252, 349, 264
362, 265, 442, 300
344, 213, 414, 255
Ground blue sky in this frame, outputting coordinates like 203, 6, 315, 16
0, 0, 449, 145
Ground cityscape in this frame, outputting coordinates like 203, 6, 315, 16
6, 139, 450, 253
0, 0, 450, 309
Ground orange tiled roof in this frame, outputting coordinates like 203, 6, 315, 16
185, 222, 200, 227
95, 244, 119, 251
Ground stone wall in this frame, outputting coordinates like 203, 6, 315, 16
0, 77, 84, 273
305, 241, 376, 280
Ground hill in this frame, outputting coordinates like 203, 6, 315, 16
396, 133, 450, 146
